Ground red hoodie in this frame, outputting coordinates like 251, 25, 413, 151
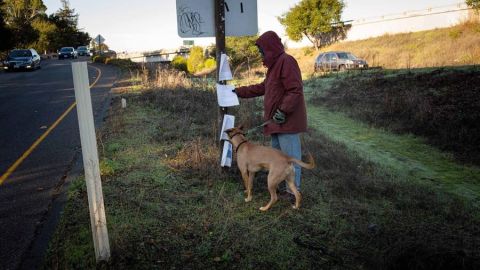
235, 31, 307, 135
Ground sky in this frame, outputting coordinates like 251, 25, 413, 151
43, 0, 468, 53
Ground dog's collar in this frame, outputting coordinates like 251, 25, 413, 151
235, 140, 248, 152
229, 131, 244, 140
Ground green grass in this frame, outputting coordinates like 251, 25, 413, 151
306, 105, 480, 206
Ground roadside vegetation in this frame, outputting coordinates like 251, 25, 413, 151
290, 20, 480, 74
310, 67, 480, 165
0, 0, 90, 56
44, 64, 480, 269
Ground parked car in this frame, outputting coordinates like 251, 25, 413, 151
76, 46, 91, 56
58, 47, 78, 59
3, 49, 41, 71
102, 50, 117, 58
314, 51, 368, 72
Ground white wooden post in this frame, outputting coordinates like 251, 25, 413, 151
72, 62, 111, 261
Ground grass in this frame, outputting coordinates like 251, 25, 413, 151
306, 105, 480, 207
289, 20, 480, 74
44, 68, 480, 269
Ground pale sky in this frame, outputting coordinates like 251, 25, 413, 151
43, 0, 467, 52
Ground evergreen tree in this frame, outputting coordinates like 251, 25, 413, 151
0, 0, 14, 52
49, 0, 90, 49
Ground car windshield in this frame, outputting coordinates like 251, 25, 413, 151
9, 50, 32, 57
60, 48, 73, 52
337, 53, 350, 59
347, 53, 358, 60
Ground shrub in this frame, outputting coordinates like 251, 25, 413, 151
92, 55, 107, 64
203, 58, 216, 69
303, 47, 314, 56
187, 46, 205, 74
171, 56, 188, 72
105, 58, 138, 70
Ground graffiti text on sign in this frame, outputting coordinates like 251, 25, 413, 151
178, 6, 205, 36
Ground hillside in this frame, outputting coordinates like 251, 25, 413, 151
289, 21, 480, 74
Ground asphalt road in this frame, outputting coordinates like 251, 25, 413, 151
0, 58, 117, 270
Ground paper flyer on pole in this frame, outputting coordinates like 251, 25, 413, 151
219, 53, 233, 81
216, 84, 239, 107
220, 114, 235, 141
221, 141, 233, 167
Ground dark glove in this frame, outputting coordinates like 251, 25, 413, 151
272, 109, 286, 124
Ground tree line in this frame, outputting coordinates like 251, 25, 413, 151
0, 0, 90, 56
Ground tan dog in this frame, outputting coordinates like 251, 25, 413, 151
225, 126, 315, 211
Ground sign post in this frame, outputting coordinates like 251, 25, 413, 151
175, 0, 258, 162
215, 0, 227, 156
72, 62, 111, 262
94, 34, 106, 55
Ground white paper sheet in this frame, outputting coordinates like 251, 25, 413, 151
220, 141, 233, 167
219, 53, 233, 81
219, 114, 235, 141
216, 84, 239, 107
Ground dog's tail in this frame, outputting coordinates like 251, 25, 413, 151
289, 153, 315, 170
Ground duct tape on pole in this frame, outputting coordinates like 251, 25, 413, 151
72, 62, 111, 262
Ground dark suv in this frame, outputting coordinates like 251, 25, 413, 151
3, 49, 41, 71
314, 51, 368, 72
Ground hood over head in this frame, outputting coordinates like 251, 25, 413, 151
256, 31, 284, 68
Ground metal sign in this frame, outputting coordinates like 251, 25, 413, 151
94, 34, 105, 44
176, 0, 258, 38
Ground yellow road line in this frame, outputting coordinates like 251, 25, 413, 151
0, 64, 102, 185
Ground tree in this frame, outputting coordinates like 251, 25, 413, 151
49, 0, 90, 49
0, 0, 14, 52
226, 35, 261, 73
30, 14, 56, 53
467, 0, 480, 11
1, 0, 47, 47
278, 0, 349, 50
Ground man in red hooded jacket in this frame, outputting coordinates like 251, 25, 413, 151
234, 31, 308, 199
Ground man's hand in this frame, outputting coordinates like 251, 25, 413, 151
272, 109, 286, 124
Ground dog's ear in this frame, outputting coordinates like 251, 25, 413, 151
238, 124, 244, 130
224, 128, 234, 134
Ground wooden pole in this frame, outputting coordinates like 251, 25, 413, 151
215, 0, 227, 160
72, 62, 111, 262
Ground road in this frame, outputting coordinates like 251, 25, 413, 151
0, 59, 117, 270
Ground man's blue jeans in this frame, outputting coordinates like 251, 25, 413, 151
271, 133, 301, 192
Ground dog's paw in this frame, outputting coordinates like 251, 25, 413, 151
259, 206, 269, 211
292, 205, 300, 210
244, 197, 252, 202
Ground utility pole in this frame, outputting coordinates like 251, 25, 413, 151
215, 0, 227, 155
